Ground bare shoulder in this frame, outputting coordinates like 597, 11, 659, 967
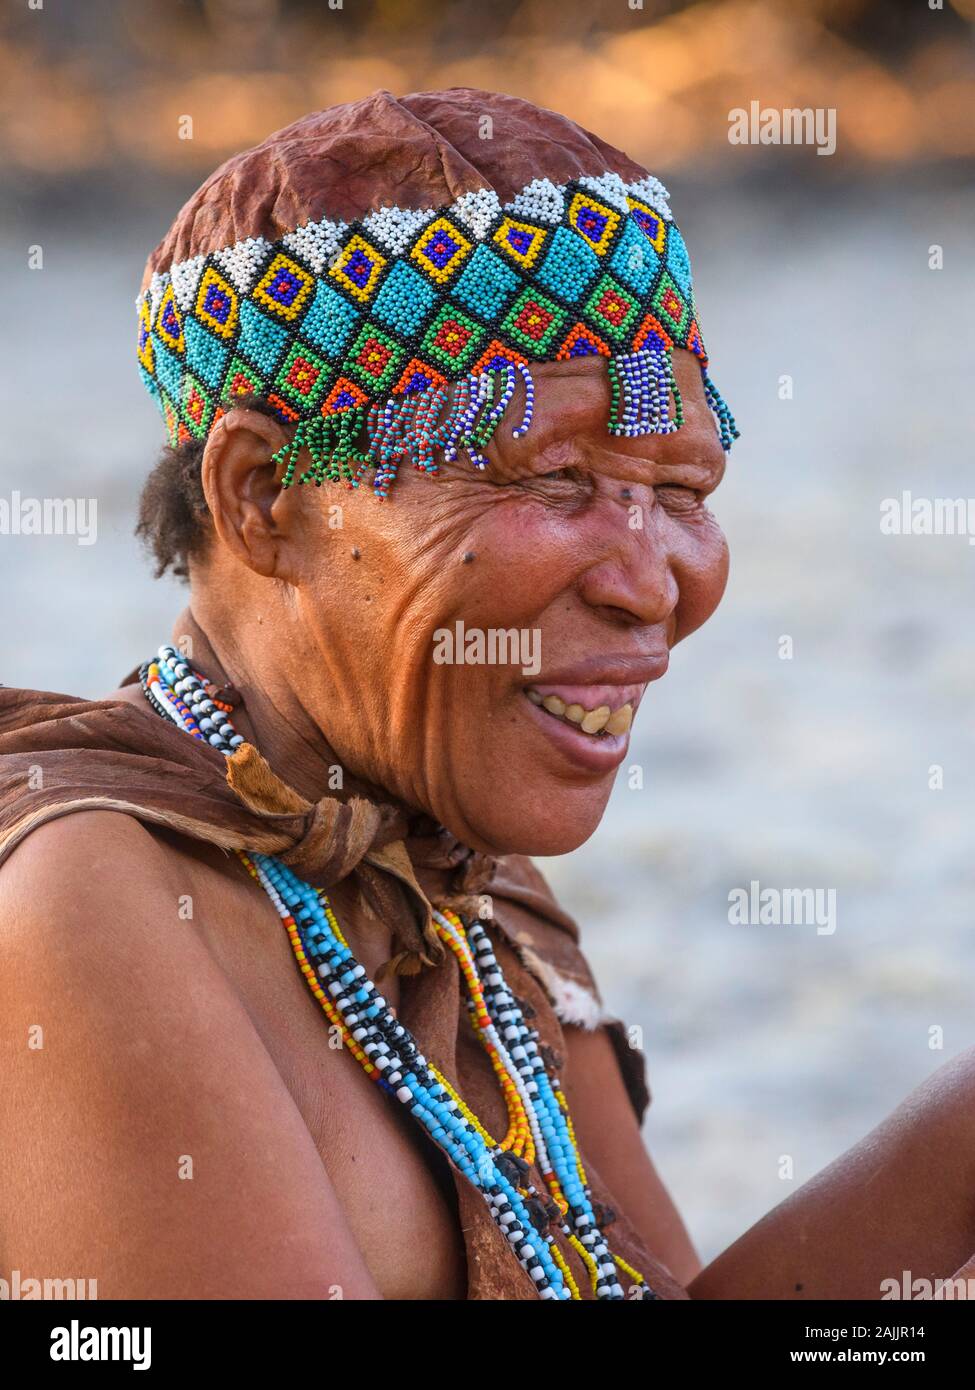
0, 810, 380, 1298
3, 806, 181, 923
0, 809, 214, 996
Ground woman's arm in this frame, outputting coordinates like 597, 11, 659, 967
561, 1020, 702, 1285
688, 1046, 975, 1300
0, 810, 382, 1299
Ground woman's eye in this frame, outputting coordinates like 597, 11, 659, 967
538, 467, 584, 486
655, 484, 702, 510
517, 466, 592, 503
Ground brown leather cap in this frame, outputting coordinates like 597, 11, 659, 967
142, 87, 651, 289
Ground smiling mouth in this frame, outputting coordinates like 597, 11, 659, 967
524, 687, 636, 737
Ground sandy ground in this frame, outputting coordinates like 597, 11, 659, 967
2, 174, 973, 1262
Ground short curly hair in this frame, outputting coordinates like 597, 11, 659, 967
135, 395, 285, 580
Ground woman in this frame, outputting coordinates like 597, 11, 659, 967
1, 90, 973, 1301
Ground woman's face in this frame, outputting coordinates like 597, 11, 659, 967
281, 349, 729, 856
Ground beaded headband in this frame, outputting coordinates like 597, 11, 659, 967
136, 170, 738, 498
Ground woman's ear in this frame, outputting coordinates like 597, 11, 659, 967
200, 408, 298, 579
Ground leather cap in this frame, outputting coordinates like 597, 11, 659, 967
141, 87, 652, 289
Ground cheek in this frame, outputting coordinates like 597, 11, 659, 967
672, 515, 729, 642
344, 497, 579, 643
292, 498, 547, 709
450, 500, 584, 625
289, 514, 411, 705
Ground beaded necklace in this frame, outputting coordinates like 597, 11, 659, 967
139, 645, 658, 1300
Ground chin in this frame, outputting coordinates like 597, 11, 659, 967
457, 780, 613, 859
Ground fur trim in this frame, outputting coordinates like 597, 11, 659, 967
517, 942, 605, 1031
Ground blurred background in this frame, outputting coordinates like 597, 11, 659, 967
2, 0, 974, 1264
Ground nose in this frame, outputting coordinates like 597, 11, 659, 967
575, 504, 679, 628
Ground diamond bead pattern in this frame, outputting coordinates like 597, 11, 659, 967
136, 170, 730, 456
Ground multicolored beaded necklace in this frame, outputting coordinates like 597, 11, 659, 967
139, 644, 658, 1300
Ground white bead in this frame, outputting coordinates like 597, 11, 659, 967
155, 167, 676, 288
578, 171, 631, 215
170, 254, 206, 311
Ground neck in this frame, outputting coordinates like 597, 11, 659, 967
166, 603, 416, 993
170, 601, 400, 815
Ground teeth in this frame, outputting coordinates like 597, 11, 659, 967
605, 703, 633, 735
580, 705, 611, 734
525, 689, 635, 737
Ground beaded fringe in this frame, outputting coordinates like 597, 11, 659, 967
701, 368, 740, 451
609, 345, 739, 451
270, 352, 737, 499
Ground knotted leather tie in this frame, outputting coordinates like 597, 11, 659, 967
225, 741, 448, 976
